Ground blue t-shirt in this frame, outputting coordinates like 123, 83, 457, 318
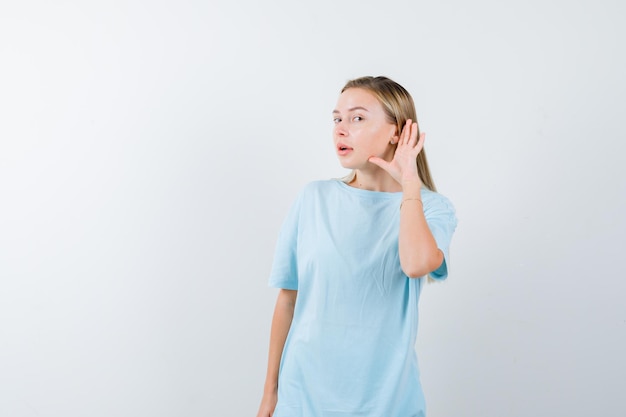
269, 179, 457, 417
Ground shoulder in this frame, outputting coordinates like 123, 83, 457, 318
297, 179, 342, 198
285, 180, 340, 213
420, 188, 456, 218
302, 179, 340, 192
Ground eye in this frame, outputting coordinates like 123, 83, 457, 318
352, 116, 363, 122
333, 117, 341, 124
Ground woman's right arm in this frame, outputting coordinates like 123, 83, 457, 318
256, 289, 297, 417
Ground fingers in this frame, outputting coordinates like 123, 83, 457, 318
399, 120, 410, 146
407, 121, 418, 147
399, 120, 419, 147
369, 156, 401, 182
414, 132, 425, 154
368, 156, 390, 171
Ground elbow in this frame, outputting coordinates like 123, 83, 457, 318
278, 289, 298, 309
403, 265, 431, 279
401, 251, 444, 279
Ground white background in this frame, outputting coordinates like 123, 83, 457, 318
1, 1, 625, 416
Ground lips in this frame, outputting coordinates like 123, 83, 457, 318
336, 143, 353, 156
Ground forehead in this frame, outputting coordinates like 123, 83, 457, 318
335, 88, 383, 112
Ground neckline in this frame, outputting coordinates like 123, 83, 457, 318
332, 178, 404, 199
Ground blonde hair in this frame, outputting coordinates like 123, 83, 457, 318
340, 76, 436, 192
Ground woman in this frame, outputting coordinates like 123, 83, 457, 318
257, 76, 457, 417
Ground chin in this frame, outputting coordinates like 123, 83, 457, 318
336, 155, 368, 170
337, 160, 361, 170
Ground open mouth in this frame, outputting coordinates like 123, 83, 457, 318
337, 143, 353, 153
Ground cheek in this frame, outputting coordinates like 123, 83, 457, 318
374, 128, 393, 146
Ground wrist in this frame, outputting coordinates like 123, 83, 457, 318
400, 197, 423, 210
401, 176, 421, 185
263, 381, 278, 395
401, 178, 422, 196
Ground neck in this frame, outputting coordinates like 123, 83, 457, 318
348, 169, 402, 192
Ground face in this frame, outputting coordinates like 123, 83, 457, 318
332, 88, 398, 170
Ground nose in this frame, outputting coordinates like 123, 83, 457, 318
334, 121, 347, 137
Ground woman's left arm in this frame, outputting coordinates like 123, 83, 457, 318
398, 179, 443, 278
369, 119, 443, 278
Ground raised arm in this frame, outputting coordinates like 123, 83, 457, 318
369, 120, 443, 278
398, 179, 443, 278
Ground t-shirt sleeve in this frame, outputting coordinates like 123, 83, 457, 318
424, 193, 458, 281
268, 190, 304, 290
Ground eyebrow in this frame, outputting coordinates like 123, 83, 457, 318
332, 106, 369, 114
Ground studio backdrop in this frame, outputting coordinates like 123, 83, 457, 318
1, 1, 624, 416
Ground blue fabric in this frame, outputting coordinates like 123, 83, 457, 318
269, 179, 457, 417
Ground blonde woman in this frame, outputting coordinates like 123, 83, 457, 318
257, 76, 457, 417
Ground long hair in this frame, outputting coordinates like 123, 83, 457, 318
341, 76, 436, 191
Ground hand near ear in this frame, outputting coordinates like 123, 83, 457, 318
369, 120, 424, 185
